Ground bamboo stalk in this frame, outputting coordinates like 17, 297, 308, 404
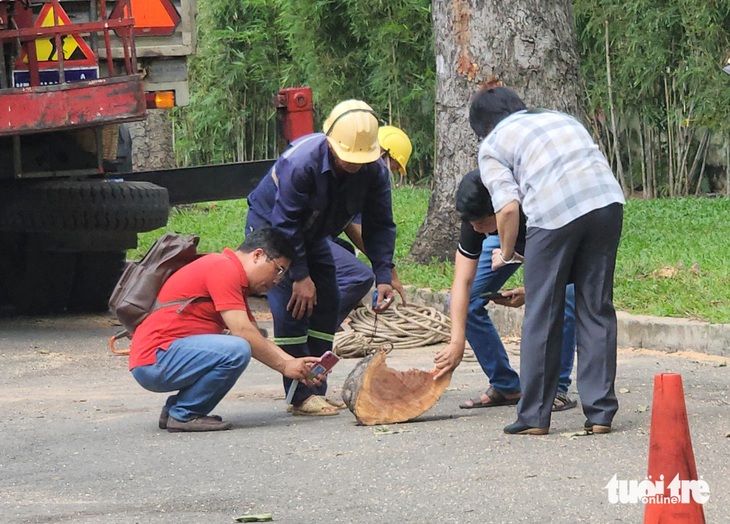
686, 129, 708, 195
626, 116, 634, 196
649, 124, 657, 198
693, 130, 710, 195
639, 115, 648, 198
664, 74, 674, 197
604, 20, 627, 193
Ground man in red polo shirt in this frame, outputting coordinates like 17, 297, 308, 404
129, 227, 324, 433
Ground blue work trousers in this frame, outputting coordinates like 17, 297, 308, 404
131, 334, 251, 422
328, 238, 375, 326
466, 235, 575, 395
267, 237, 341, 406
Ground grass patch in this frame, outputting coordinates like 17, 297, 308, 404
132, 191, 730, 323
615, 197, 730, 323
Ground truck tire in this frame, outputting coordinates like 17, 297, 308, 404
0, 180, 170, 233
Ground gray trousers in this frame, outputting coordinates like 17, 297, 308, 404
517, 203, 623, 428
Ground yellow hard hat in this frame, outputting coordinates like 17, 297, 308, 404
323, 100, 380, 164
378, 125, 412, 176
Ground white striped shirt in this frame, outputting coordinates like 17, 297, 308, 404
478, 110, 625, 230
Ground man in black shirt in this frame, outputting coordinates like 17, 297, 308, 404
434, 170, 577, 413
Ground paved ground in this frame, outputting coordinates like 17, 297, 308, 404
1, 310, 728, 524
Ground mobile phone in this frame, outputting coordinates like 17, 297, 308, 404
309, 350, 340, 379
285, 351, 341, 405
480, 291, 506, 301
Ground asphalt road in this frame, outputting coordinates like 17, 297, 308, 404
1, 312, 728, 524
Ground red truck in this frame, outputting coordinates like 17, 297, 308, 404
0, 0, 312, 315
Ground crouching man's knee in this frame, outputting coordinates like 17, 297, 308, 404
227, 339, 252, 371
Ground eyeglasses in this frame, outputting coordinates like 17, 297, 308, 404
263, 250, 287, 277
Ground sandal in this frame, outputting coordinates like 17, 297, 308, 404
286, 396, 346, 412
291, 395, 340, 417
323, 396, 346, 409
552, 392, 578, 412
459, 386, 521, 409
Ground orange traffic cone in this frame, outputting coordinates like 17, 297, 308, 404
644, 373, 707, 523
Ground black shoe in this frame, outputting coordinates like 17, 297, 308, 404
503, 420, 549, 435
166, 416, 232, 433
584, 420, 612, 434
552, 392, 578, 412
160, 407, 224, 430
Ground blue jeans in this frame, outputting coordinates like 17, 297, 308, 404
465, 235, 575, 395
131, 334, 251, 422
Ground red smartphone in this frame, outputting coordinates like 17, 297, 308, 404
309, 351, 339, 379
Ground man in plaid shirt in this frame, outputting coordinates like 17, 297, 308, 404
469, 85, 625, 436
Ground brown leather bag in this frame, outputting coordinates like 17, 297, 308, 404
108, 233, 207, 336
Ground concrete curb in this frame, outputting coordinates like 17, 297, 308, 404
402, 285, 730, 358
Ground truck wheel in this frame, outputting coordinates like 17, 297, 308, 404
0, 180, 169, 233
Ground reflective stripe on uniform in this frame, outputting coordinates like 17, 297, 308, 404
307, 329, 335, 342
274, 335, 308, 346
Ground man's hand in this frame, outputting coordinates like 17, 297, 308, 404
390, 268, 408, 306
491, 248, 524, 270
491, 286, 525, 308
373, 283, 395, 312
288, 276, 317, 319
433, 341, 464, 380
282, 357, 326, 386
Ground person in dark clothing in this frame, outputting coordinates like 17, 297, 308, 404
245, 99, 397, 416
434, 170, 578, 413
466, 85, 625, 436
329, 125, 412, 326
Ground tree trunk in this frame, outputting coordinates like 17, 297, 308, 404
411, 0, 582, 263
127, 109, 176, 171
341, 349, 451, 426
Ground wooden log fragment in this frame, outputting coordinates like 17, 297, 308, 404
341, 348, 452, 425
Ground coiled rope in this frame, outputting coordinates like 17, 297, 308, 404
333, 303, 452, 359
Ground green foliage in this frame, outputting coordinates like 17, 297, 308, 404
131, 189, 730, 323
175, 1, 730, 194
175, 0, 434, 180
279, 0, 435, 181
574, 1, 730, 196
616, 197, 730, 322
173, 0, 287, 166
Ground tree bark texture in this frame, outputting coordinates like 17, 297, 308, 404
410, 0, 582, 263
341, 349, 451, 426
128, 109, 176, 171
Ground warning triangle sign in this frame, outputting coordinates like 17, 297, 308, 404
15, 3, 96, 69
110, 0, 181, 36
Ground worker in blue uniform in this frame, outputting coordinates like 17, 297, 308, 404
329, 125, 413, 326
246, 100, 397, 416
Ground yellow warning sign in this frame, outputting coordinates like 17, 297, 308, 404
15, 3, 96, 69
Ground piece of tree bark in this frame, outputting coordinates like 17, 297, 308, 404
410, 0, 582, 263
341, 349, 451, 425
